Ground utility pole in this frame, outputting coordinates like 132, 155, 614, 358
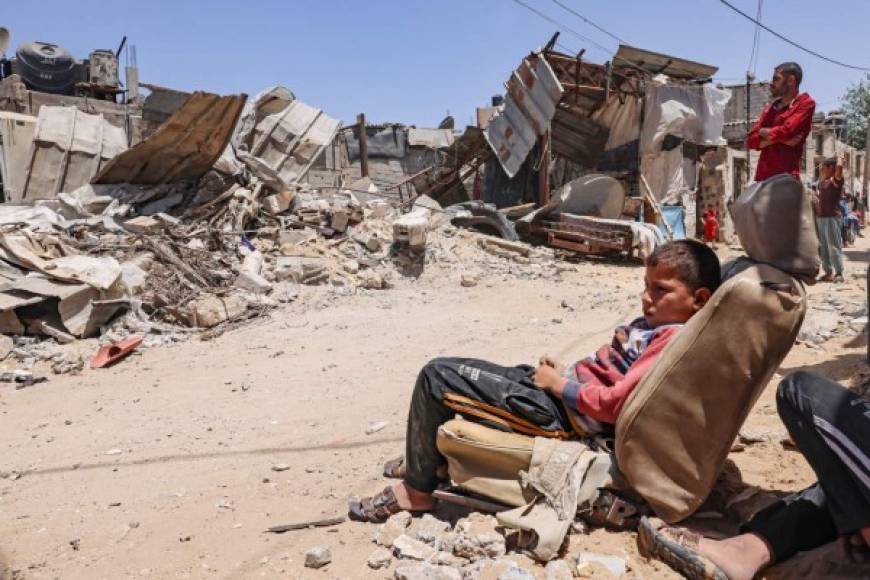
357, 113, 369, 178
864, 119, 870, 201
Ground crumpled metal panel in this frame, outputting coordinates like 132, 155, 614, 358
21, 106, 127, 199
484, 54, 563, 178
94, 92, 246, 185
239, 89, 342, 186
407, 128, 455, 149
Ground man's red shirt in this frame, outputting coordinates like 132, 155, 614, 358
747, 92, 816, 181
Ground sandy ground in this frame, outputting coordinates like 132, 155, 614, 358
1, 237, 867, 580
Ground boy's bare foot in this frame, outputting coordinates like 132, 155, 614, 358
696, 534, 772, 580
391, 481, 436, 511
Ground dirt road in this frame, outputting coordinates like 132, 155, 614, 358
1, 239, 867, 579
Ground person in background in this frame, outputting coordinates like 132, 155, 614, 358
816, 157, 846, 282
747, 62, 816, 182
702, 209, 719, 249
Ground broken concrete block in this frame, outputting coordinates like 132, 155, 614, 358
240, 251, 264, 276
360, 270, 387, 290
262, 190, 296, 215
124, 216, 162, 235
544, 559, 574, 580
477, 237, 530, 257
453, 514, 506, 560
304, 546, 331, 569
0, 334, 13, 360
342, 260, 360, 275
278, 228, 317, 247
460, 273, 479, 288
375, 511, 412, 548
574, 552, 626, 578
234, 271, 272, 294
394, 562, 462, 580
331, 209, 350, 233
274, 257, 328, 285
367, 200, 390, 218
354, 232, 382, 252
393, 208, 430, 249
414, 514, 451, 544
186, 294, 248, 328
367, 547, 393, 570
393, 535, 437, 561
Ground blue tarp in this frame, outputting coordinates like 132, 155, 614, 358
659, 205, 686, 240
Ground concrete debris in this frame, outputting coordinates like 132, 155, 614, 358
375, 511, 413, 548
303, 546, 332, 569
414, 514, 451, 544
367, 547, 393, 569
185, 294, 249, 328
393, 534, 438, 561
574, 552, 626, 578
460, 273, 479, 288
544, 559, 574, 580
394, 562, 462, 580
394, 208, 430, 249
365, 420, 388, 435
452, 514, 506, 560
0, 335, 13, 360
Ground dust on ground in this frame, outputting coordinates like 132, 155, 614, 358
0, 236, 867, 580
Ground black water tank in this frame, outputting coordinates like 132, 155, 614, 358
15, 41, 76, 95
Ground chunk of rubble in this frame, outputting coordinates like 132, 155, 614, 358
544, 559, 574, 580
452, 514, 506, 560
394, 208, 430, 249
574, 552, 626, 578
274, 257, 328, 285
0, 335, 12, 360
360, 270, 388, 290
375, 510, 412, 548
393, 534, 437, 561
414, 514, 451, 544
185, 294, 248, 328
234, 271, 273, 294
367, 547, 393, 569
394, 562, 461, 580
303, 546, 331, 569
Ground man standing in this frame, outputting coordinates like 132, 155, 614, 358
747, 62, 816, 181
816, 157, 846, 282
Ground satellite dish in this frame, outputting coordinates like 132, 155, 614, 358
0, 28, 9, 56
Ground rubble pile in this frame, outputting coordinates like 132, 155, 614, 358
370, 512, 627, 579
0, 84, 568, 379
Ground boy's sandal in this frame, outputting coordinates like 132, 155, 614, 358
383, 456, 405, 479
348, 487, 405, 523
637, 517, 728, 580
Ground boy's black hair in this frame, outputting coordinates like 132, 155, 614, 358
775, 61, 803, 86
646, 240, 721, 294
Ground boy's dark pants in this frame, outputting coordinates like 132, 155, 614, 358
404, 357, 572, 493
743, 372, 870, 562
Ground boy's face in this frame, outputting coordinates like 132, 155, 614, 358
641, 263, 711, 327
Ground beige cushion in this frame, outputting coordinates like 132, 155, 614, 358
436, 419, 535, 507
615, 263, 806, 522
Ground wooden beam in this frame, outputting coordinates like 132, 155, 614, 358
357, 113, 369, 178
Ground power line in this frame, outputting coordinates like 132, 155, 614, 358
718, 0, 870, 72
507, 0, 614, 57
548, 0, 626, 45
746, 0, 763, 74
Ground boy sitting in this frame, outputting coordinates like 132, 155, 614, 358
350, 240, 720, 522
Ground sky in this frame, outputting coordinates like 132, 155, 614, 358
4, 0, 870, 127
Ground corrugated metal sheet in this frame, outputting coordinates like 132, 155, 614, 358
21, 106, 127, 199
485, 54, 564, 178
614, 45, 718, 80
244, 98, 341, 185
0, 111, 37, 201
94, 92, 246, 185
407, 128, 455, 149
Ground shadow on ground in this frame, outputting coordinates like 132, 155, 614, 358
779, 351, 867, 383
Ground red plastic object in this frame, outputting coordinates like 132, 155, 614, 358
90, 335, 143, 369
